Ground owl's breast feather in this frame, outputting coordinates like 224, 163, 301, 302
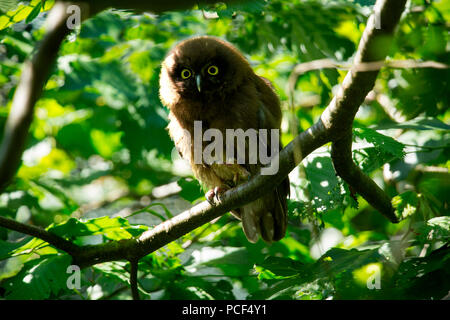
210, 163, 250, 184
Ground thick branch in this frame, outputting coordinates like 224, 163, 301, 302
321, 0, 407, 137
331, 133, 398, 222
325, 0, 406, 221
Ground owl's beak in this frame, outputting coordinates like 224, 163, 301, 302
195, 74, 202, 93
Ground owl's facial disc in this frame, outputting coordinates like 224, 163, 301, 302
175, 63, 223, 97
168, 49, 230, 99
195, 65, 219, 92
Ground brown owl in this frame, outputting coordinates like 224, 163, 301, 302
159, 36, 289, 243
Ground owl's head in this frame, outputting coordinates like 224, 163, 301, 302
159, 36, 251, 106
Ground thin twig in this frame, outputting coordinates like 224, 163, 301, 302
288, 58, 448, 99
0, 216, 81, 255
129, 259, 140, 300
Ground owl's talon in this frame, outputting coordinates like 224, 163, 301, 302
205, 186, 229, 205
214, 186, 225, 203
206, 189, 216, 205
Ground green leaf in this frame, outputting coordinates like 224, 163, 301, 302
316, 248, 381, 277
47, 216, 148, 241
185, 246, 252, 278
30, 179, 79, 214
302, 153, 345, 213
79, 10, 130, 41
0, 0, 18, 12
166, 282, 213, 299
0, 238, 30, 260
177, 178, 204, 202
392, 191, 419, 220
93, 261, 129, 284
189, 246, 249, 266
373, 117, 450, 131
391, 245, 450, 299
414, 216, 450, 244
1, 254, 72, 299
251, 248, 382, 299
257, 256, 304, 277
8, 237, 59, 259
354, 126, 406, 160
0, 0, 53, 30
208, 0, 267, 18
170, 277, 235, 300
353, 127, 406, 174
1, 35, 34, 55
25, 1, 41, 23
56, 123, 97, 158
90, 129, 123, 159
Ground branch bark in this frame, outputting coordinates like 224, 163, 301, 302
331, 134, 398, 222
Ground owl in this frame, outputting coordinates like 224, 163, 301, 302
159, 36, 289, 243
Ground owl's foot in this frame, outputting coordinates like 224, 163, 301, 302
205, 189, 216, 204
205, 186, 229, 205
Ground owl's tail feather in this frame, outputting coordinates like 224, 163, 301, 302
259, 212, 275, 241
240, 185, 288, 243
271, 187, 288, 241
241, 210, 259, 243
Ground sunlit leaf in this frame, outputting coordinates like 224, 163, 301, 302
47, 216, 148, 241
392, 191, 419, 220
1, 254, 72, 299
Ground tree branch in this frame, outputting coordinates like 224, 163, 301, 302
129, 259, 140, 300
288, 59, 448, 102
0, 215, 81, 255
321, 0, 407, 137
71, 121, 330, 268
331, 133, 398, 222
0, 2, 73, 192
325, 0, 407, 222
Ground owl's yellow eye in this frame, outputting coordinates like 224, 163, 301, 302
207, 65, 219, 76
181, 69, 191, 79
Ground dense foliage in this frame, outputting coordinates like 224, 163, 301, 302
0, 0, 449, 300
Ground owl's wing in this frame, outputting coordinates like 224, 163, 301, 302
239, 79, 290, 243
167, 112, 193, 163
